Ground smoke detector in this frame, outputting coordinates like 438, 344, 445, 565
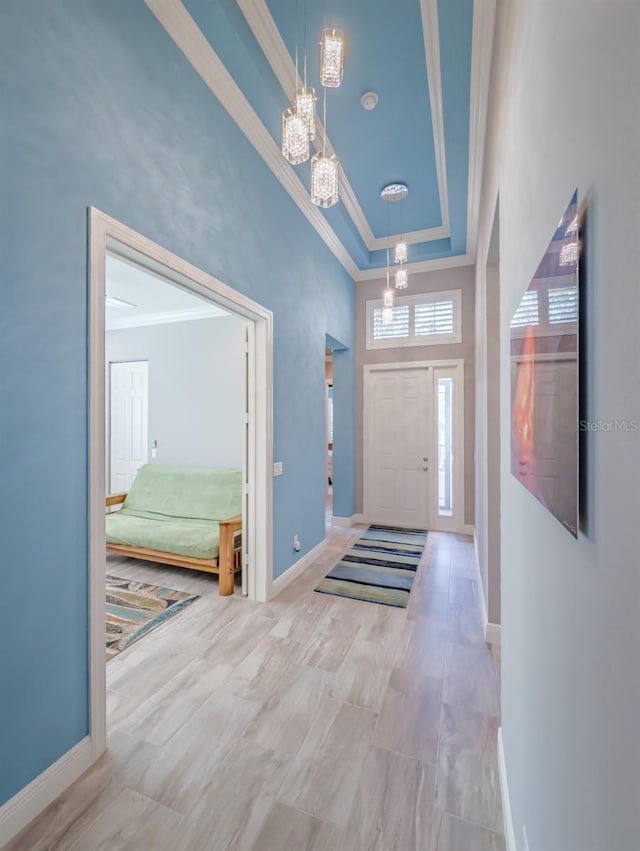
361, 91, 379, 111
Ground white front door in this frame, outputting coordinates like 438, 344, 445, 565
109, 361, 149, 493
364, 367, 433, 528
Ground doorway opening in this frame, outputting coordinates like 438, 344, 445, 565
88, 208, 273, 761
363, 359, 465, 532
325, 348, 334, 526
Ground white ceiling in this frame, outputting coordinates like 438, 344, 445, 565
105, 253, 229, 331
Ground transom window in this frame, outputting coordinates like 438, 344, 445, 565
366, 290, 462, 350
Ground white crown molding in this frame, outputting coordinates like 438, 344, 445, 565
369, 224, 449, 251
420, 0, 451, 234
145, 0, 359, 279
235, 0, 375, 249
106, 305, 226, 331
467, 0, 497, 260
236, 0, 451, 251
355, 252, 474, 282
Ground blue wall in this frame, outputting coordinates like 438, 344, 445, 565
0, 0, 355, 807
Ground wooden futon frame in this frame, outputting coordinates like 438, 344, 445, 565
105, 493, 242, 596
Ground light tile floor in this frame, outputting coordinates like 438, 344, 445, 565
6, 523, 504, 851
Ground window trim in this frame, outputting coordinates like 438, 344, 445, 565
366, 289, 462, 350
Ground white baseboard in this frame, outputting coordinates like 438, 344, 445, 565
498, 728, 517, 851
271, 538, 327, 597
461, 523, 475, 536
473, 530, 489, 629
485, 622, 501, 646
0, 736, 93, 847
332, 514, 368, 527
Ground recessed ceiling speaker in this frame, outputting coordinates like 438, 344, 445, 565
361, 91, 379, 111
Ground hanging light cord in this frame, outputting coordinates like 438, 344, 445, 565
303, 0, 307, 88
323, 88, 327, 156
295, 0, 299, 90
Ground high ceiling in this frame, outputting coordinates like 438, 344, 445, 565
149, 0, 493, 279
106, 254, 227, 330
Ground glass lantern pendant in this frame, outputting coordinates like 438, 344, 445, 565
383, 288, 394, 308
320, 28, 345, 88
295, 87, 317, 141
381, 306, 394, 325
282, 107, 310, 165
394, 240, 408, 264
395, 267, 408, 289
310, 152, 339, 208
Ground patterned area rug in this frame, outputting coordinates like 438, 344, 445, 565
315, 525, 427, 607
106, 575, 200, 661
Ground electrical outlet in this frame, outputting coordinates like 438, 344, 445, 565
293, 534, 301, 552
273, 461, 283, 476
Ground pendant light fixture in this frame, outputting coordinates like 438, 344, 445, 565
282, 107, 310, 164
295, 1, 317, 140
320, 27, 345, 88
282, 0, 311, 165
394, 240, 407, 264
311, 89, 339, 208
381, 182, 410, 290
382, 287, 394, 324
395, 267, 409, 289
295, 87, 317, 140
381, 255, 394, 325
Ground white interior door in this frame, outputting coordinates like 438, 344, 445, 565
364, 367, 433, 529
109, 361, 149, 493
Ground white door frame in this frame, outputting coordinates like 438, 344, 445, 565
363, 359, 466, 534
88, 207, 273, 761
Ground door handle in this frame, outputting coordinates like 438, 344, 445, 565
422, 466, 429, 471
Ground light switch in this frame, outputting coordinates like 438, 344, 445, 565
273, 461, 283, 476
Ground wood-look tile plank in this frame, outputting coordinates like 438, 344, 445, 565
443, 643, 501, 718
10, 733, 160, 851
107, 689, 142, 731
62, 787, 181, 851
299, 613, 361, 672
432, 810, 506, 851
268, 595, 330, 643
107, 648, 195, 702
373, 672, 442, 764
242, 664, 331, 755
226, 635, 302, 703
435, 752, 502, 834
329, 636, 397, 712
250, 802, 343, 851
131, 691, 260, 813
342, 746, 436, 851
278, 699, 378, 828
118, 658, 232, 745
172, 737, 291, 851
201, 612, 279, 667
435, 703, 502, 834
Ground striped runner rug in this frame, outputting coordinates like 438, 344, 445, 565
314, 525, 427, 607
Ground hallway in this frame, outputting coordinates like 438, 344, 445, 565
7, 526, 503, 851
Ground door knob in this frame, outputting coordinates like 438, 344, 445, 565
422, 466, 429, 471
